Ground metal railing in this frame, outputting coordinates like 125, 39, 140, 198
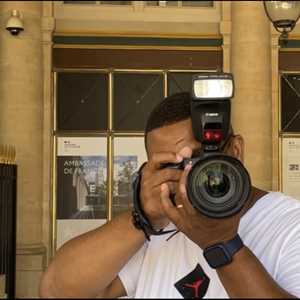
0, 145, 17, 299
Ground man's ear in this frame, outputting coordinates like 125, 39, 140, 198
227, 135, 244, 162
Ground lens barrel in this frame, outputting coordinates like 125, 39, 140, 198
186, 154, 251, 218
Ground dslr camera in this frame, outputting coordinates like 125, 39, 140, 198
165, 73, 251, 218
132, 73, 251, 238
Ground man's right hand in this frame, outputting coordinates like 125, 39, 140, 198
139, 151, 184, 230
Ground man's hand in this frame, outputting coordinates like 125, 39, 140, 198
140, 151, 184, 230
160, 160, 241, 249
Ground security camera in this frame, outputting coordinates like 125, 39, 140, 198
6, 10, 24, 36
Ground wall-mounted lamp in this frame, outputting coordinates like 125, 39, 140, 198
264, 1, 300, 42
6, 10, 24, 36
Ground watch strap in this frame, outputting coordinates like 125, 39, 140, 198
224, 234, 244, 257
132, 163, 176, 241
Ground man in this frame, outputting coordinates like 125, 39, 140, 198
40, 92, 300, 298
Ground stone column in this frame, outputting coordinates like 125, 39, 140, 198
271, 28, 280, 191
41, 2, 55, 265
0, 275, 5, 298
231, 1, 272, 190
0, 1, 45, 297
220, 1, 232, 73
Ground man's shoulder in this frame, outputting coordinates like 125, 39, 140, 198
240, 191, 300, 237
248, 191, 300, 216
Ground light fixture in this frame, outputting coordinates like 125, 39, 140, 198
6, 10, 24, 36
264, 1, 300, 42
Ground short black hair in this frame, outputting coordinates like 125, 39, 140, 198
145, 92, 191, 135
144, 92, 192, 151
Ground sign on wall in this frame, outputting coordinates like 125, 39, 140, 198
282, 137, 300, 201
113, 137, 147, 217
56, 137, 107, 249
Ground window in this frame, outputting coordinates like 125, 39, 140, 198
113, 72, 164, 131
55, 70, 209, 225
57, 72, 108, 131
146, 1, 213, 7
63, 1, 132, 5
167, 72, 195, 96
281, 74, 300, 132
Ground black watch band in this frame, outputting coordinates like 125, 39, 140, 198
203, 234, 244, 269
131, 163, 176, 241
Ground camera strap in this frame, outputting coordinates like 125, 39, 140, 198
132, 163, 176, 241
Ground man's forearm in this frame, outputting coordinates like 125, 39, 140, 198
40, 211, 145, 298
217, 247, 295, 298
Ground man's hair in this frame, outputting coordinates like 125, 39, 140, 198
144, 92, 234, 152
145, 92, 192, 136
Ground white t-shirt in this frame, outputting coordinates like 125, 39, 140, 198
119, 192, 300, 298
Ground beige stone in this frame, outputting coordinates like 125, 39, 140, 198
231, 1, 272, 190
0, 0, 43, 245
15, 244, 46, 298
0, 1, 44, 298
0, 275, 6, 299
271, 29, 280, 191
41, 1, 55, 267
16, 271, 43, 299
53, 1, 221, 36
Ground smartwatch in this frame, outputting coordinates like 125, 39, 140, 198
203, 234, 244, 269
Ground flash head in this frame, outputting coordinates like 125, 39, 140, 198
190, 72, 234, 148
192, 73, 234, 100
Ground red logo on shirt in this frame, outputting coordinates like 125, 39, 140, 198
174, 264, 210, 298
184, 279, 204, 298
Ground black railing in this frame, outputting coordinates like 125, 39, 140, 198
0, 164, 17, 298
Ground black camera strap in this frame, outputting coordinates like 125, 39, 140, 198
132, 163, 176, 241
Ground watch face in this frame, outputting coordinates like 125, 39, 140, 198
204, 245, 232, 269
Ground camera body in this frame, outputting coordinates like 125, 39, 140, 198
165, 73, 251, 218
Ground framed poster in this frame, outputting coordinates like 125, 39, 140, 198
56, 137, 107, 249
113, 137, 147, 217
282, 137, 300, 201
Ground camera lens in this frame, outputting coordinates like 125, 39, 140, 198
187, 154, 251, 218
204, 168, 230, 198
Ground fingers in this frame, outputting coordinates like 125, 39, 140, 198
141, 147, 195, 226
167, 182, 177, 195
145, 168, 182, 188
178, 162, 192, 197
147, 152, 183, 171
140, 152, 183, 225
177, 162, 197, 215
160, 183, 181, 226
177, 146, 193, 159
143, 147, 194, 187
142, 151, 183, 190
146, 146, 193, 171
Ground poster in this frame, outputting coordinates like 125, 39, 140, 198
113, 137, 147, 217
56, 137, 107, 249
282, 137, 300, 201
